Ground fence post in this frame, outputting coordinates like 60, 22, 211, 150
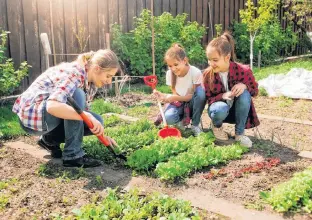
258, 50, 261, 69
40, 33, 52, 71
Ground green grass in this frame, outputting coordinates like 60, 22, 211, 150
253, 58, 312, 81
0, 106, 25, 139
126, 105, 150, 117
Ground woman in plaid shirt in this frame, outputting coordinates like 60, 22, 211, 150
203, 32, 260, 148
13, 49, 119, 167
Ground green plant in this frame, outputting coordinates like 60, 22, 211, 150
239, 0, 280, 69
71, 188, 201, 219
112, 10, 206, 76
90, 99, 123, 115
261, 167, 312, 213
0, 194, 9, 210
73, 20, 90, 53
215, 24, 223, 37
95, 175, 103, 187
0, 30, 30, 97
259, 87, 268, 96
126, 105, 149, 117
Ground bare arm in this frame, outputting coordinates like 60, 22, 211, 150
46, 100, 84, 120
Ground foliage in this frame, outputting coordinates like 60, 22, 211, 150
103, 114, 125, 127
73, 20, 90, 53
261, 167, 312, 213
71, 188, 201, 219
215, 24, 223, 37
126, 105, 150, 118
231, 19, 298, 65
0, 106, 25, 139
90, 99, 123, 115
155, 143, 248, 182
112, 10, 206, 76
0, 30, 30, 97
127, 132, 215, 171
239, 0, 280, 69
283, 0, 312, 32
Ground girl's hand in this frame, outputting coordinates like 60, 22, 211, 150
152, 90, 165, 101
222, 91, 234, 100
231, 83, 247, 97
164, 94, 175, 103
105, 136, 118, 148
85, 112, 105, 136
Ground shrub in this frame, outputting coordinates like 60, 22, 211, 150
112, 10, 206, 77
0, 30, 29, 97
231, 19, 298, 65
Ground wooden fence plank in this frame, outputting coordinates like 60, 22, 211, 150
170, 0, 177, 16
0, 0, 9, 57
119, 0, 128, 32
137, 0, 145, 16
108, 0, 119, 25
22, 0, 41, 82
234, 0, 239, 21
51, 0, 65, 64
184, 0, 191, 21
154, 0, 162, 16
197, 0, 203, 24
64, 0, 78, 61
37, 0, 52, 70
220, 0, 224, 30
177, 0, 184, 15
128, 0, 136, 30
214, 0, 220, 35
224, 0, 230, 30
203, 0, 209, 44
7, 0, 28, 91
146, 0, 151, 11
88, 0, 99, 51
76, 0, 89, 52
163, 0, 170, 12
98, 0, 108, 49
191, 0, 196, 21
229, 0, 234, 23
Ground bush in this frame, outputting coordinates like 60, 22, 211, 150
112, 10, 206, 77
0, 30, 29, 97
231, 19, 298, 65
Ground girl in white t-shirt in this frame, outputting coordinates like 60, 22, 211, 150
153, 44, 206, 136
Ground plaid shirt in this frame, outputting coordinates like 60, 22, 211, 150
203, 62, 260, 129
12, 62, 97, 131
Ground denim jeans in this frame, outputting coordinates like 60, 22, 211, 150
19, 88, 103, 160
164, 86, 206, 126
208, 90, 251, 135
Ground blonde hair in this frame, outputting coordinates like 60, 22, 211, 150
203, 32, 236, 91
164, 43, 189, 90
77, 49, 119, 71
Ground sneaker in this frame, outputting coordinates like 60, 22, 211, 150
235, 135, 252, 148
63, 155, 102, 168
211, 124, 229, 141
191, 125, 202, 136
175, 121, 186, 131
37, 139, 62, 159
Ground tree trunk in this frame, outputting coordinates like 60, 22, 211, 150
250, 34, 254, 70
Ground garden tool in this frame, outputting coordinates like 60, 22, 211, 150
143, 75, 181, 138
67, 96, 127, 161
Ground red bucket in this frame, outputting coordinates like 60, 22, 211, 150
158, 127, 181, 138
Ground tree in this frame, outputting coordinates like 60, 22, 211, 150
283, 0, 312, 33
240, 0, 279, 69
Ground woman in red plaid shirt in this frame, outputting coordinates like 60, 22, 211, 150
13, 49, 119, 167
203, 32, 260, 148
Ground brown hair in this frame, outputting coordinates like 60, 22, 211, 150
164, 43, 189, 90
77, 49, 119, 71
203, 32, 236, 91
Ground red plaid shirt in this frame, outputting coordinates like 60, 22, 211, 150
203, 62, 260, 129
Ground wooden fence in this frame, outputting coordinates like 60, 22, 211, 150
0, 0, 309, 91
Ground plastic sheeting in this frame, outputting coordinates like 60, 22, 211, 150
258, 68, 312, 100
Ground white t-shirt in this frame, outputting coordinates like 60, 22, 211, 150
166, 65, 202, 96
219, 72, 234, 108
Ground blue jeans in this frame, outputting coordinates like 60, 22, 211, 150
19, 88, 103, 160
208, 90, 251, 135
164, 86, 206, 126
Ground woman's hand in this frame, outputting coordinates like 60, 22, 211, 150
231, 83, 247, 97
222, 91, 234, 100
85, 112, 105, 136
152, 90, 166, 101
164, 94, 175, 103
